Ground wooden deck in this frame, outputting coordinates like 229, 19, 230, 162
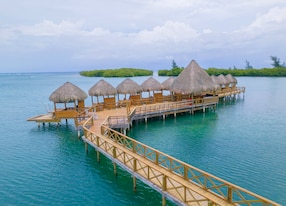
81, 98, 279, 206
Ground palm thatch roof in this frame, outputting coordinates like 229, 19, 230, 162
49, 82, 88, 103
171, 60, 219, 95
225, 74, 237, 84
210, 75, 219, 85
141, 77, 163, 92
116, 78, 142, 94
88, 79, 117, 96
216, 74, 229, 86
162, 77, 175, 90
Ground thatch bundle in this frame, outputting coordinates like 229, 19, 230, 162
141, 77, 163, 92
162, 77, 175, 90
171, 60, 219, 95
225, 74, 237, 85
49, 82, 88, 103
116, 78, 142, 94
216, 74, 228, 86
88, 79, 117, 96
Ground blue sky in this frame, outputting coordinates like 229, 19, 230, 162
1, 0, 286, 72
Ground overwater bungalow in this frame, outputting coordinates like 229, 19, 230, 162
140, 77, 163, 103
49, 82, 88, 118
88, 79, 117, 110
116, 78, 142, 106
161, 77, 175, 101
171, 60, 219, 102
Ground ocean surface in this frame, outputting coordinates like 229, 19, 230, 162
0, 72, 285, 205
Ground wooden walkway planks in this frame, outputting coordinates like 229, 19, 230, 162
81, 97, 279, 206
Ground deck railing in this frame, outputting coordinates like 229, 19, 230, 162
96, 123, 279, 205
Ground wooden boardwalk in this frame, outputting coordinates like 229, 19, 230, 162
81, 98, 279, 206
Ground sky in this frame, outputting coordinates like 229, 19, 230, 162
1, 0, 286, 73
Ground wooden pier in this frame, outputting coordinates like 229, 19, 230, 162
79, 95, 279, 206
26, 87, 280, 205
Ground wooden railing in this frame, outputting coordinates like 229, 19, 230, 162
82, 115, 279, 205
134, 97, 218, 116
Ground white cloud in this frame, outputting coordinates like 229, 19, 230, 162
1, 0, 286, 72
136, 21, 198, 44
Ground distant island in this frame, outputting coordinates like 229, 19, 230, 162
158, 58, 286, 77
158, 67, 286, 77
80, 68, 153, 77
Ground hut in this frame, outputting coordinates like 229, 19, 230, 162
171, 60, 219, 101
216, 74, 229, 92
116, 78, 142, 105
49, 82, 88, 118
225, 74, 237, 89
88, 79, 117, 110
161, 77, 175, 101
140, 77, 163, 103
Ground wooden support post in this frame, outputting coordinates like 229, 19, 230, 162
133, 176, 137, 192
65, 119, 68, 124
227, 187, 233, 203
145, 117, 147, 123
85, 142, 88, 154
113, 147, 117, 176
162, 195, 166, 206
96, 150, 100, 162
162, 175, 167, 206
38, 122, 40, 128
174, 112, 176, 118
77, 129, 80, 138
113, 162, 117, 176
163, 114, 165, 120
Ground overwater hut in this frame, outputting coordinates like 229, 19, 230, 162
140, 77, 163, 103
210, 75, 221, 93
171, 60, 219, 101
161, 77, 175, 101
225, 74, 237, 89
49, 82, 88, 119
88, 79, 117, 110
116, 78, 142, 105
216, 74, 229, 92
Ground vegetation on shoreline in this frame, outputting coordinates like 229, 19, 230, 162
158, 57, 286, 77
80, 68, 153, 77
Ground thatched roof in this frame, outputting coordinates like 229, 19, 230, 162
216, 74, 229, 85
116, 78, 142, 94
225, 74, 237, 84
49, 82, 88, 103
171, 60, 219, 95
88, 79, 117, 96
162, 77, 175, 90
210, 75, 220, 85
141, 77, 163, 92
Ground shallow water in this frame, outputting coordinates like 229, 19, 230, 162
0, 73, 285, 205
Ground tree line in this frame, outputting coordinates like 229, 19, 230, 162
80, 68, 153, 77
158, 57, 286, 77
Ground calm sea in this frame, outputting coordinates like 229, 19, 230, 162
0, 73, 285, 205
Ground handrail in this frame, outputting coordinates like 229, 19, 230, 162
81, 95, 279, 205
97, 124, 279, 205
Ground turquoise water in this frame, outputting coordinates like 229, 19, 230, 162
0, 73, 285, 205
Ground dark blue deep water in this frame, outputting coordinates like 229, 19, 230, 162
0, 73, 285, 205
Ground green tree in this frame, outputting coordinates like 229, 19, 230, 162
270, 56, 285, 68
245, 60, 253, 69
172, 60, 178, 69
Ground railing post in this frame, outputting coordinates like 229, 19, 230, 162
227, 187, 233, 203
184, 165, 188, 180
155, 152, 159, 165
162, 175, 167, 206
